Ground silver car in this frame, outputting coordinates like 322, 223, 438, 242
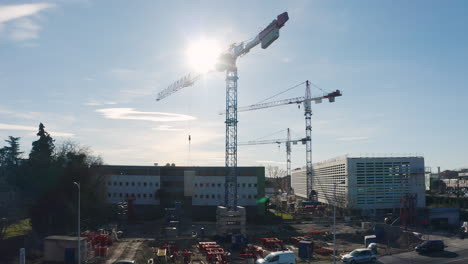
341, 248, 376, 264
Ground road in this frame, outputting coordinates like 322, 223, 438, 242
378, 238, 468, 264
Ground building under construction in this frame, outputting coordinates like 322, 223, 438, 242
292, 156, 426, 216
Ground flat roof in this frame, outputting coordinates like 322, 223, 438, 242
45, 235, 87, 241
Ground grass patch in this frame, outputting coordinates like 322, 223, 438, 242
4, 218, 31, 239
274, 212, 293, 220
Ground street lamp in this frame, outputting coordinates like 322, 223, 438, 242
73, 182, 80, 264
333, 180, 346, 264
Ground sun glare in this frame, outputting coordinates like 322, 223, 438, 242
186, 38, 222, 73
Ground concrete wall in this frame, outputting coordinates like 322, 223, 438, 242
44, 236, 87, 263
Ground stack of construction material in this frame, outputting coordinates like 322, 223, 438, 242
216, 206, 246, 236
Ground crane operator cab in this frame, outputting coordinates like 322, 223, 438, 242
255, 251, 296, 264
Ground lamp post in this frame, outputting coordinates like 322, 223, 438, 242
333, 180, 345, 264
73, 182, 80, 264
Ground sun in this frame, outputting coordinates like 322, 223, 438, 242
186, 38, 222, 74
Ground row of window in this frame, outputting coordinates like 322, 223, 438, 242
194, 194, 258, 199
107, 193, 157, 199
108, 181, 159, 187
195, 183, 257, 188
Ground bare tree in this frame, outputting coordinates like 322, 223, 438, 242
266, 165, 287, 193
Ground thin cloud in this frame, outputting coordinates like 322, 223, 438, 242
84, 100, 117, 106
0, 123, 74, 137
152, 125, 184, 132
336, 136, 369, 141
96, 108, 196, 122
0, 3, 54, 23
0, 3, 54, 41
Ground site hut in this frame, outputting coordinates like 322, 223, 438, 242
102, 165, 265, 220
291, 156, 426, 217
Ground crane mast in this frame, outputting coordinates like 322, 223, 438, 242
156, 12, 289, 210
304, 81, 313, 200
239, 128, 304, 187
231, 81, 342, 201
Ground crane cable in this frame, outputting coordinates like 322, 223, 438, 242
254, 81, 306, 104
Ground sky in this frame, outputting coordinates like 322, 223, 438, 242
0, 0, 467, 171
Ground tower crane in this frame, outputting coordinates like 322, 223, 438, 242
156, 12, 289, 209
239, 128, 305, 192
223, 81, 342, 200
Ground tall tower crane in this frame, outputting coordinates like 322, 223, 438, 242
239, 128, 305, 191
225, 81, 342, 200
156, 13, 289, 209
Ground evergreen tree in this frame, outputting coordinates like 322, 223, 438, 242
29, 123, 54, 166
4, 136, 22, 166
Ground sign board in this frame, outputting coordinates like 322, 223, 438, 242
20, 248, 25, 264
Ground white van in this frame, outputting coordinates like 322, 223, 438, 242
255, 251, 296, 264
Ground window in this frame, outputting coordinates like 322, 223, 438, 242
218, 183, 221, 187
119, 193, 122, 197
212, 194, 215, 199
143, 194, 147, 198
237, 183, 240, 187
149, 182, 153, 186
113, 193, 116, 197
125, 182, 128, 186
131, 193, 135, 197
194, 194, 198, 198
108, 193, 111, 197
120, 182, 123, 186
242, 183, 246, 187
132, 182, 135, 186
200, 183, 203, 187
248, 183, 251, 187
206, 183, 209, 188
248, 195, 252, 199
200, 195, 204, 198
242, 195, 246, 198
149, 193, 152, 198
138, 182, 141, 186
195, 183, 198, 187
212, 183, 215, 187
156, 183, 159, 187
137, 194, 141, 198
108, 182, 111, 186
254, 184, 257, 187
217, 194, 221, 198
113, 182, 117, 186
126, 193, 129, 197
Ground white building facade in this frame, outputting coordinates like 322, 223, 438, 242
106, 174, 161, 205
103, 165, 264, 209
293, 156, 426, 213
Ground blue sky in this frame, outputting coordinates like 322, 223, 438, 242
0, 0, 467, 171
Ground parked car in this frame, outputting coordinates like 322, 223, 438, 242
415, 240, 446, 253
341, 248, 376, 263
256, 251, 296, 264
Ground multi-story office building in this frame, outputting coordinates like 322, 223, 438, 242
102, 165, 265, 217
292, 156, 426, 214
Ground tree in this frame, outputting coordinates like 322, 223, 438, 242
29, 123, 54, 166
3, 136, 22, 166
266, 166, 287, 193
28, 141, 107, 235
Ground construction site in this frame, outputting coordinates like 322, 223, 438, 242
2, 3, 468, 264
